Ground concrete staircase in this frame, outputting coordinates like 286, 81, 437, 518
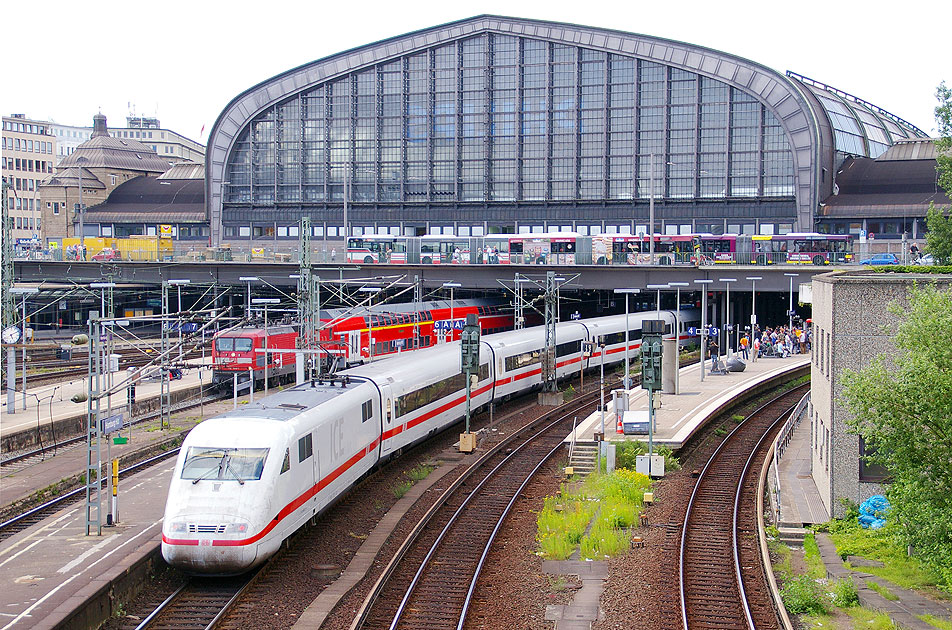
568, 441, 599, 476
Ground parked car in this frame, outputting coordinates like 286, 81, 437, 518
913, 253, 935, 266
859, 253, 899, 265
91, 247, 120, 262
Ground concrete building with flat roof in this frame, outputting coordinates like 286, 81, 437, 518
810, 270, 952, 518
2, 114, 56, 243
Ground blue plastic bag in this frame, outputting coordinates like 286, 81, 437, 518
858, 495, 890, 529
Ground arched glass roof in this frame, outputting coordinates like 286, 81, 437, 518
787, 72, 927, 158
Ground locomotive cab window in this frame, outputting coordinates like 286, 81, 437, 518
215, 337, 253, 352
361, 400, 373, 422
298, 434, 313, 462
280, 449, 290, 474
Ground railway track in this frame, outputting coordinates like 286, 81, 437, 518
351, 389, 600, 630
123, 576, 254, 630
0, 449, 181, 541
679, 382, 809, 629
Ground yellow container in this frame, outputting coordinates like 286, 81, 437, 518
117, 236, 175, 261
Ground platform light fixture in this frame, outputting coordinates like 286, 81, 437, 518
442, 282, 462, 333
721, 278, 737, 356
746, 276, 762, 334
239, 276, 259, 316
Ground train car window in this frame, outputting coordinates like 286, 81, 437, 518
234, 338, 253, 352
215, 338, 234, 352
298, 434, 313, 462
280, 449, 290, 474
505, 349, 542, 372
361, 400, 373, 422
556, 340, 581, 357
181, 447, 269, 482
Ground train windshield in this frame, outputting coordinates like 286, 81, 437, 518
215, 338, 253, 352
181, 447, 269, 483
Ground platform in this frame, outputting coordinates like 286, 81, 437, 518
568, 353, 811, 450
2, 357, 218, 440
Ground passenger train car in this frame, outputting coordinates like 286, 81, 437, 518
163, 308, 698, 574
211, 299, 513, 388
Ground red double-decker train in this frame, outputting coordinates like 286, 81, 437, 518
212, 299, 512, 388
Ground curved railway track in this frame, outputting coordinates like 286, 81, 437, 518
351, 389, 600, 630
679, 382, 809, 629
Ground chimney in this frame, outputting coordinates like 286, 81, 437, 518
91, 113, 108, 138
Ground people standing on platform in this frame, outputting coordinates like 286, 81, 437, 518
331, 248, 337, 262
752, 336, 760, 362
739, 333, 749, 360
709, 337, 719, 370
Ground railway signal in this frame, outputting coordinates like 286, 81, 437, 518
460, 313, 480, 453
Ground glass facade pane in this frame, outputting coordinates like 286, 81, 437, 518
224, 32, 796, 210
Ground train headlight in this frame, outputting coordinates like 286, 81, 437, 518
169, 521, 188, 533
225, 522, 249, 534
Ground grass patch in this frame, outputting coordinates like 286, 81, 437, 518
827, 518, 944, 592
919, 614, 952, 630
714, 426, 728, 436
867, 580, 899, 601
391, 480, 412, 499
803, 533, 826, 580
536, 469, 652, 561
562, 384, 576, 401
408, 464, 433, 482
845, 607, 898, 629
732, 414, 745, 423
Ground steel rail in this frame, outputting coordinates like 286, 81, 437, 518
678, 382, 808, 630
350, 390, 600, 630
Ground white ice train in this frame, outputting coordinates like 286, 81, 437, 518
161, 309, 699, 574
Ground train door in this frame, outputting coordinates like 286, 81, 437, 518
348, 330, 361, 363
311, 434, 320, 514
379, 383, 395, 457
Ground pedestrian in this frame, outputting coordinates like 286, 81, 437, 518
331, 248, 337, 262
752, 336, 760, 362
910, 242, 920, 261
739, 333, 749, 360
708, 337, 719, 370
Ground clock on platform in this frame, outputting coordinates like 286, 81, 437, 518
2, 326, 22, 344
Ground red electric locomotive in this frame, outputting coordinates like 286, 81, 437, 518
212, 325, 298, 389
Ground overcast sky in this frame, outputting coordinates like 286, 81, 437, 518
11, 0, 948, 145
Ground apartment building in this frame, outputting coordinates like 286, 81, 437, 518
2, 114, 56, 242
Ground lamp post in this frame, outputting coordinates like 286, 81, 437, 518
239, 276, 259, 318
10, 287, 38, 411
442, 281, 461, 342
613, 288, 640, 389
784, 273, 799, 333
746, 276, 762, 335
90, 282, 116, 417
694, 279, 713, 381
252, 298, 280, 395
669, 282, 689, 393
721, 278, 736, 357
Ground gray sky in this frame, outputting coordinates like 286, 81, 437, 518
10, 0, 948, 144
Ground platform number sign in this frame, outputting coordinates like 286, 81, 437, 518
460, 313, 480, 373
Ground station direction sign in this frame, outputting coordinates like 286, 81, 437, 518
100, 413, 123, 435
434, 319, 466, 331
687, 326, 718, 337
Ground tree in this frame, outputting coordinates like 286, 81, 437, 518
925, 203, 952, 265
841, 283, 952, 591
925, 83, 952, 264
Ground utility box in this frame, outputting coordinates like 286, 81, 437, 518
622, 410, 650, 435
459, 432, 476, 453
636, 455, 665, 477
612, 389, 628, 432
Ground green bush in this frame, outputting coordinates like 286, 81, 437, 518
392, 480, 412, 498
830, 577, 859, 608
780, 575, 827, 614
579, 521, 629, 560
408, 464, 433, 482
614, 440, 681, 472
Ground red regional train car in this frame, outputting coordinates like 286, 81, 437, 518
212, 299, 512, 386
